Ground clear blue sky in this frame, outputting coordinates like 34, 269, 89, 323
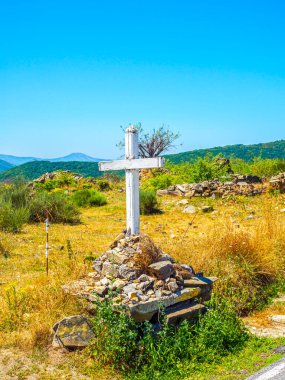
1, 0, 284, 159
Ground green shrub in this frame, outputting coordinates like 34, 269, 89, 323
143, 173, 174, 191
71, 189, 107, 208
0, 183, 30, 232
29, 191, 80, 224
91, 297, 249, 378
140, 189, 159, 215
54, 171, 77, 187
82, 183, 93, 189
0, 181, 29, 208
35, 179, 57, 191
96, 179, 111, 191
0, 203, 29, 233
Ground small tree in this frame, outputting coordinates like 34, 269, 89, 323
117, 124, 180, 157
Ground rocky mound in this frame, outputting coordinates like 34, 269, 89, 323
65, 233, 216, 325
157, 173, 285, 199
33, 170, 84, 184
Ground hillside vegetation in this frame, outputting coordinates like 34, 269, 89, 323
1, 139, 285, 181
0, 161, 102, 181
0, 159, 13, 173
167, 139, 285, 163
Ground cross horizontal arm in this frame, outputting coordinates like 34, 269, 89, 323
99, 157, 165, 171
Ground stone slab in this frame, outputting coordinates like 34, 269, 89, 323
166, 303, 207, 324
129, 288, 201, 321
53, 315, 95, 350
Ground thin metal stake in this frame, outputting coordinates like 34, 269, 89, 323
45, 218, 49, 275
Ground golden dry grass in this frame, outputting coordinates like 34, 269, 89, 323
0, 190, 285, 377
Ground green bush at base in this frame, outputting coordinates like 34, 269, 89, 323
140, 189, 159, 215
91, 297, 249, 379
71, 189, 107, 208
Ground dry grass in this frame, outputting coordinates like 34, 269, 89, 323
0, 190, 285, 376
134, 234, 162, 272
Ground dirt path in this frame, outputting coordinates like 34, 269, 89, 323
244, 296, 285, 339
0, 347, 89, 380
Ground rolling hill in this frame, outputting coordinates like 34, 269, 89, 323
1, 139, 285, 182
0, 159, 14, 172
166, 140, 285, 163
0, 153, 107, 166
0, 161, 102, 181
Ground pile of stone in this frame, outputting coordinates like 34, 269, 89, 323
64, 233, 216, 325
269, 172, 285, 192
156, 173, 285, 199
157, 175, 263, 199
33, 170, 83, 184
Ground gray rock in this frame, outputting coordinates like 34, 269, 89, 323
53, 315, 95, 350
148, 261, 174, 280
165, 303, 206, 325
156, 189, 168, 196
129, 288, 201, 321
137, 279, 154, 292
167, 280, 179, 292
93, 259, 103, 272
137, 274, 153, 282
94, 285, 108, 297
118, 264, 139, 280
183, 205, 196, 214
177, 199, 189, 206
101, 261, 119, 277
123, 284, 137, 294
112, 279, 127, 290
106, 250, 129, 265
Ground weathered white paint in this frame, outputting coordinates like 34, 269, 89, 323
98, 157, 165, 171
98, 125, 165, 235
125, 126, 140, 235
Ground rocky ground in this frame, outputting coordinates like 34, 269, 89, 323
157, 172, 285, 199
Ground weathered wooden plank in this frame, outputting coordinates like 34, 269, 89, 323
98, 157, 165, 171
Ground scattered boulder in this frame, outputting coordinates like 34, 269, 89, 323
183, 205, 196, 214
148, 261, 174, 280
52, 315, 95, 350
156, 172, 285, 199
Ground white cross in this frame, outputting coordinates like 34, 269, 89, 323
98, 126, 165, 235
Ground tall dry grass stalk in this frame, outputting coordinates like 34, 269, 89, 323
163, 195, 285, 314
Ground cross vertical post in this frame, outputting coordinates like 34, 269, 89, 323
125, 126, 140, 235
98, 125, 165, 236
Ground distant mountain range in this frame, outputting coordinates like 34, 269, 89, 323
0, 159, 14, 172
0, 140, 285, 181
0, 152, 106, 167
